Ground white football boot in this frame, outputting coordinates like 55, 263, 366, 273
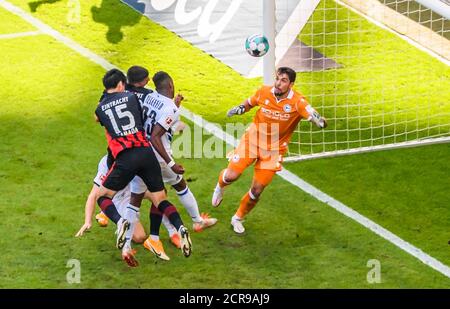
116, 218, 130, 250
231, 215, 245, 234
178, 225, 192, 257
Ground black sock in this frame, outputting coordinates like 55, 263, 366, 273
150, 203, 163, 237
97, 196, 121, 224
158, 200, 183, 231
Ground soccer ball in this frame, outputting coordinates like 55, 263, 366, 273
245, 34, 269, 57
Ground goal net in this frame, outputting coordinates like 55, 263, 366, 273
266, 0, 450, 161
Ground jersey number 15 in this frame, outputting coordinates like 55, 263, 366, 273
104, 103, 136, 135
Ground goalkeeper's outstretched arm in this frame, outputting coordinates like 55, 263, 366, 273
306, 105, 328, 129
226, 99, 254, 117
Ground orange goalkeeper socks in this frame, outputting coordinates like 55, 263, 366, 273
236, 191, 259, 219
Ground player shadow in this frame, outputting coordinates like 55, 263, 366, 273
28, 0, 62, 12
91, 0, 143, 44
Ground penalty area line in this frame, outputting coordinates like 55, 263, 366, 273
2, 0, 450, 280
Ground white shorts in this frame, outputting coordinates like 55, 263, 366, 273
130, 161, 183, 194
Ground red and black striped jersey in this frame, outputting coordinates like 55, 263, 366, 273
95, 92, 150, 158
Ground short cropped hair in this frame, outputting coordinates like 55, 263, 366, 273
277, 67, 296, 83
152, 71, 172, 90
102, 69, 126, 89
127, 66, 149, 84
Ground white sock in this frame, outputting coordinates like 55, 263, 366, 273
162, 215, 177, 237
117, 217, 123, 228
124, 204, 140, 246
232, 214, 242, 221
150, 234, 159, 241
177, 186, 202, 223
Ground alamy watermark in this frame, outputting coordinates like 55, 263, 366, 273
366, 259, 381, 284
67, 0, 80, 24
66, 259, 81, 284
170, 120, 285, 168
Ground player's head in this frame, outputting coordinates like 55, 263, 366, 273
152, 71, 174, 99
274, 67, 296, 97
103, 69, 126, 92
127, 66, 149, 87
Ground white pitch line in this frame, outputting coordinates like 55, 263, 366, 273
2, 0, 450, 280
0, 30, 42, 40
278, 169, 450, 278
0, 0, 114, 71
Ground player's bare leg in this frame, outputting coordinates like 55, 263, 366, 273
212, 168, 240, 207
132, 221, 147, 244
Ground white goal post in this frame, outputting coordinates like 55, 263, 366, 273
415, 0, 450, 19
262, 0, 450, 162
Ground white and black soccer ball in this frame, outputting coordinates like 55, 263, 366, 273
245, 34, 269, 57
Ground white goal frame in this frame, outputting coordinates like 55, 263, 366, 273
262, 0, 450, 162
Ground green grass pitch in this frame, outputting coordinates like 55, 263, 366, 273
0, 0, 449, 288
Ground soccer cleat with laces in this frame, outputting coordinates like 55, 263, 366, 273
116, 218, 130, 250
231, 216, 245, 234
211, 184, 224, 207
178, 226, 192, 257
143, 238, 170, 261
193, 213, 218, 232
95, 212, 109, 227
121, 246, 139, 267
170, 233, 181, 249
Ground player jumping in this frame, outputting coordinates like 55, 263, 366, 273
212, 67, 327, 234
95, 69, 192, 266
127, 68, 217, 258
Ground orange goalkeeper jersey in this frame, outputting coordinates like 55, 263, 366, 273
245, 85, 312, 151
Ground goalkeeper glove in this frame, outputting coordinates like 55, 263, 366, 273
226, 104, 246, 117
312, 111, 327, 128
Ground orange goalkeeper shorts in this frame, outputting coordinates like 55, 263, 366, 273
227, 134, 285, 186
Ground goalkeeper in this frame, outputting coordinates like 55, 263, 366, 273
212, 67, 327, 234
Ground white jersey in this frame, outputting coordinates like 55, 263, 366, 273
141, 91, 180, 162
93, 155, 130, 216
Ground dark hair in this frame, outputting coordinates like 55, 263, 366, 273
152, 71, 172, 90
127, 65, 149, 84
277, 67, 296, 83
102, 69, 126, 89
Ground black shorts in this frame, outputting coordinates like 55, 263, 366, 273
102, 147, 164, 193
